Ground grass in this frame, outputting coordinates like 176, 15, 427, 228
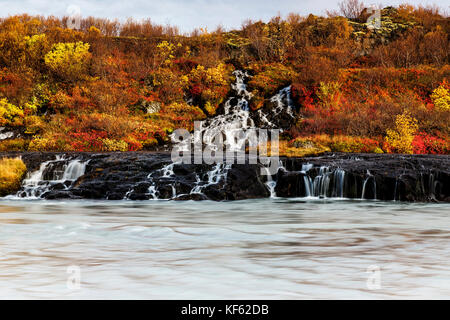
0, 157, 27, 196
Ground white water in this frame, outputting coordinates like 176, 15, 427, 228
190, 163, 232, 195
0, 131, 14, 140
11, 156, 89, 199
262, 166, 277, 198
200, 70, 295, 152
0, 127, 14, 140
270, 85, 295, 118
361, 170, 376, 200
201, 70, 255, 152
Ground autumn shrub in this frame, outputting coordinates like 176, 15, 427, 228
247, 63, 298, 108
44, 41, 91, 81
385, 111, 419, 154
188, 63, 233, 115
0, 138, 29, 151
158, 102, 206, 131
317, 81, 342, 109
290, 135, 383, 154
291, 83, 315, 109
431, 81, 450, 111
412, 132, 449, 154
101, 138, 128, 152
0, 157, 27, 196
0, 98, 24, 126
328, 136, 382, 153
146, 68, 188, 105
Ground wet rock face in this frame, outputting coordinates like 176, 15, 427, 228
276, 154, 450, 202
2, 152, 450, 202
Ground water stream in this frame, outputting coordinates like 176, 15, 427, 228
0, 199, 448, 299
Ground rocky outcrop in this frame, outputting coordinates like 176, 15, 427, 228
277, 154, 450, 202
1, 152, 449, 202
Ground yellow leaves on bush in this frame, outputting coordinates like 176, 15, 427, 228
289, 135, 382, 155
0, 157, 27, 196
161, 102, 206, 131
0, 138, 29, 151
317, 81, 342, 109
188, 63, 233, 115
277, 139, 330, 157
156, 41, 176, 66
431, 82, 450, 111
24, 33, 48, 62
248, 63, 298, 98
385, 111, 419, 154
0, 98, 24, 126
189, 62, 231, 88
24, 115, 45, 134
28, 137, 57, 151
156, 41, 186, 66
44, 41, 91, 81
101, 138, 128, 152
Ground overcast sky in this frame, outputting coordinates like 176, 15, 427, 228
0, 0, 445, 32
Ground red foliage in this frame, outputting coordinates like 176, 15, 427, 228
412, 132, 449, 154
68, 129, 107, 151
291, 83, 315, 108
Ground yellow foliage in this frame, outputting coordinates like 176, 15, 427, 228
156, 40, 178, 66
317, 81, 342, 109
0, 98, 24, 126
188, 63, 232, 114
0, 138, 29, 151
0, 157, 27, 196
44, 41, 91, 80
24, 115, 45, 134
102, 138, 128, 151
385, 112, 419, 154
431, 83, 450, 111
28, 137, 57, 151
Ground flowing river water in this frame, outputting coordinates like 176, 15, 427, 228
0, 198, 449, 299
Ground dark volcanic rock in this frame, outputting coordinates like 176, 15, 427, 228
1, 152, 449, 202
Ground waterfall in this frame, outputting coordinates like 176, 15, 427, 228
14, 156, 89, 198
198, 70, 295, 152
139, 162, 179, 200
301, 163, 314, 197
267, 163, 348, 199
428, 173, 436, 200
361, 171, 376, 199
332, 169, 345, 198
125, 161, 232, 200
313, 166, 332, 197
270, 86, 294, 117
262, 166, 277, 198
200, 70, 254, 152
190, 163, 232, 195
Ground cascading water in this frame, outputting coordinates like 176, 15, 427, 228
271, 86, 295, 118
190, 163, 232, 195
313, 166, 332, 197
200, 70, 255, 152
12, 156, 89, 199
274, 163, 348, 199
361, 170, 376, 199
332, 169, 346, 198
124, 70, 297, 201
262, 164, 281, 198
301, 163, 314, 197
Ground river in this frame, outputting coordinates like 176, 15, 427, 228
0, 198, 449, 299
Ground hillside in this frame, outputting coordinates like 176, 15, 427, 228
0, 4, 449, 155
